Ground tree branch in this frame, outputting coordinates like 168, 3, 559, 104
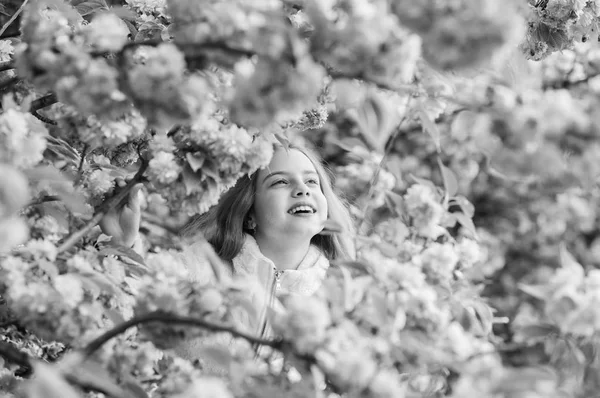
0, 0, 29, 37
56, 160, 149, 254
82, 310, 282, 358
30, 93, 58, 112
0, 59, 15, 73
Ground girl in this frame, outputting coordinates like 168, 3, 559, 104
101, 142, 355, 365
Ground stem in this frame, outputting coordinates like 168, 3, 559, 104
56, 160, 148, 254
0, 0, 29, 37
82, 310, 282, 358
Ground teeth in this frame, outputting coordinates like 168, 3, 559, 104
289, 205, 315, 214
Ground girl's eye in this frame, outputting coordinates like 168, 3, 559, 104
306, 179, 319, 185
272, 179, 288, 186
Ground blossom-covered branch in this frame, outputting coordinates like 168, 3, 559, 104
82, 310, 283, 358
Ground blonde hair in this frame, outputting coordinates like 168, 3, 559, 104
180, 143, 355, 262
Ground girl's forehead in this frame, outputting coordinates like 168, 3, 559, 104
261, 148, 317, 174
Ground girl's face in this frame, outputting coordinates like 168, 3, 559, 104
253, 148, 328, 242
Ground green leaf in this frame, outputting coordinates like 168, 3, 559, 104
471, 300, 494, 336
451, 195, 475, 218
74, 0, 109, 16
559, 243, 583, 273
437, 158, 458, 197
98, 243, 147, 267
518, 283, 548, 300
45, 136, 81, 165
514, 324, 559, 344
274, 133, 290, 150
454, 212, 478, 239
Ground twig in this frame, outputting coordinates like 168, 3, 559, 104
30, 93, 58, 112
26, 195, 61, 207
0, 60, 15, 73
0, 0, 29, 37
30, 93, 60, 124
82, 310, 282, 358
31, 110, 57, 125
328, 70, 417, 94
56, 160, 149, 254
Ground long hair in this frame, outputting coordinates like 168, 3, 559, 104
180, 143, 355, 262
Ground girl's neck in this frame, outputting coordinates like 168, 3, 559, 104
253, 233, 312, 271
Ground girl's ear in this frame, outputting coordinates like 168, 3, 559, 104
244, 212, 257, 232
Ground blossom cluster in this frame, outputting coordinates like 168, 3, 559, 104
167, 0, 278, 45
147, 121, 273, 215
521, 0, 600, 60
125, 44, 212, 129
391, 0, 524, 70
303, 0, 420, 85
0, 98, 48, 169
228, 55, 326, 128
333, 145, 396, 210
16, 2, 130, 118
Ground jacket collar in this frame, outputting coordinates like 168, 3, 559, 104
232, 234, 328, 276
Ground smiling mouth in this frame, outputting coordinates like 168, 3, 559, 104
288, 204, 317, 215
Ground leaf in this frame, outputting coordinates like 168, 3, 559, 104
135, 21, 164, 42
437, 158, 458, 197
74, 0, 109, 16
45, 136, 81, 165
514, 324, 559, 344
352, 91, 396, 151
418, 103, 441, 152
471, 300, 494, 336
454, 212, 479, 239
384, 191, 404, 215
194, 345, 233, 369
559, 243, 583, 273
451, 195, 475, 218
98, 243, 147, 267
518, 283, 548, 300
274, 133, 290, 150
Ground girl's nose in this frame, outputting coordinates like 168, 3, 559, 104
293, 184, 310, 197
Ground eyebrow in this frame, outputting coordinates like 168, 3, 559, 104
262, 170, 318, 184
